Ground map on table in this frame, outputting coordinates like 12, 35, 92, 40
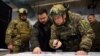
3, 52, 100, 56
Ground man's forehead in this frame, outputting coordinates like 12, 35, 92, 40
54, 15, 62, 18
88, 15, 95, 18
39, 13, 46, 17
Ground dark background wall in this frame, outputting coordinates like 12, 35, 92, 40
0, 0, 12, 48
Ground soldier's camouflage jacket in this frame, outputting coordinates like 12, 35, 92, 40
5, 18, 32, 53
50, 11, 95, 52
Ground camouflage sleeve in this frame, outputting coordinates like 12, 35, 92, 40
77, 15, 95, 52
30, 27, 40, 50
49, 25, 58, 48
5, 19, 16, 45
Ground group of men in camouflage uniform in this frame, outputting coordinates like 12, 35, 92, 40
5, 4, 95, 55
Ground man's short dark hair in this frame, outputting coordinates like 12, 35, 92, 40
88, 14, 95, 17
37, 8, 48, 15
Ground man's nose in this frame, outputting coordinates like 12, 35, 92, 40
41, 19, 45, 21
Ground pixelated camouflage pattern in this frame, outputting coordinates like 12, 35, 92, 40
49, 11, 95, 51
5, 18, 32, 53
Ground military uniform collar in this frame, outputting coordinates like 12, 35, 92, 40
17, 18, 27, 22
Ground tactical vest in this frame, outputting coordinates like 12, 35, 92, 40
55, 16, 82, 51
12, 19, 32, 45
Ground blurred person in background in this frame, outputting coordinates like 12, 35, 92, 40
87, 14, 100, 52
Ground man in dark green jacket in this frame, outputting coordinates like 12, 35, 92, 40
87, 14, 100, 51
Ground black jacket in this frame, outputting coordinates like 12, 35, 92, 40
30, 19, 55, 52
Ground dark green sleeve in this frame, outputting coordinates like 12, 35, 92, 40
77, 15, 95, 52
30, 27, 40, 50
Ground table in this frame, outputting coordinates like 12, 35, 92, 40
0, 49, 9, 56
2, 52, 100, 56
